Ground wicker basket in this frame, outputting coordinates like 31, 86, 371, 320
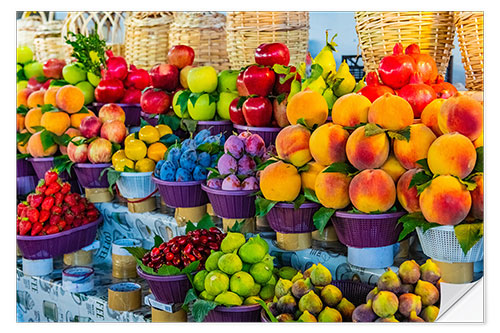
354, 11, 455, 76
17, 12, 47, 49
226, 11, 309, 69
62, 12, 128, 58
454, 12, 483, 91
34, 17, 71, 63
168, 12, 230, 71
124, 12, 174, 70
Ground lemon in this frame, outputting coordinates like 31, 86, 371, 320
155, 124, 172, 137
147, 142, 168, 162
125, 133, 136, 145
135, 158, 155, 172
125, 139, 147, 161
112, 149, 127, 167
139, 125, 160, 144
115, 158, 135, 172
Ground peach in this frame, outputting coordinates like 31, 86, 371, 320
368, 93, 414, 131
331, 93, 371, 127
17, 88, 33, 107
59, 127, 81, 155
300, 161, 326, 191
56, 85, 85, 114
17, 114, 25, 132
381, 154, 406, 182
17, 129, 29, 154
80, 116, 102, 139
27, 90, 45, 109
67, 136, 88, 163
275, 124, 312, 167
346, 125, 390, 170
27, 131, 58, 157
420, 98, 445, 136
70, 110, 96, 128
43, 86, 60, 106
427, 133, 477, 179
24, 107, 43, 134
100, 119, 127, 144
309, 123, 349, 166
397, 169, 422, 213
315, 170, 351, 209
260, 160, 302, 202
474, 132, 483, 148
394, 124, 436, 169
419, 175, 472, 225
98, 103, 126, 123
438, 94, 483, 141
286, 89, 329, 128
40, 111, 71, 136
470, 174, 483, 220
87, 138, 113, 164
349, 169, 396, 213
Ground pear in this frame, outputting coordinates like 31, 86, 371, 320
322, 88, 337, 110
333, 61, 356, 97
353, 75, 367, 93
313, 31, 338, 79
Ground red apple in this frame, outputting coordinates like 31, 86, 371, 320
42, 79, 53, 90
229, 97, 246, 125
150, 63, 179, 91
120, 88, 142, 104
272, 96, 290, 128
27, 77, 44, 91
168, 45, 195, 69
255, 43, 290, 67
79, 116, 103, 138
95, 79, 125, 103
242, 96, 272, 127
140, 88, 172, 114
236, 71, 249, 96
242, 65, 275, 97
67, 136, 88, 163
100, 119, 127, 144
99, 103, 126, 123
43, 58, 66, 79
274, 66, 300, 95
87, 138, 112, 164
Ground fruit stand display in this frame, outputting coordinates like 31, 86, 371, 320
16, 11, 484, 324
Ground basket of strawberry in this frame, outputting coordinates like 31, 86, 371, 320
16, 170, 102, 260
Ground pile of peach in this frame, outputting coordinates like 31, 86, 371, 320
260, 87, 483, 226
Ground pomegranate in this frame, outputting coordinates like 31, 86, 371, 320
431, 75, 458, 99
105, 50, 128, 81
120, 88, 142, 104
405, 44, 438, 84
358, 72, 395, 102
95, 78, 125, 103
397, 72, 437, 118
140, 88, 171, 114
124, 64, 151, 90
378, 43, 417, 90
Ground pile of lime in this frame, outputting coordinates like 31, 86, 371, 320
192, 232, 277, 306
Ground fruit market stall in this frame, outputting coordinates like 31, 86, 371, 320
16, 10, 484, 323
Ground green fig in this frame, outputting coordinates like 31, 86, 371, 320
372, 291, 399, 318
220, 232, 246, 253
303, 264, 316, 279
408, 310, 425, 322
275, 278, 293, 299
250, 261, 273, 284
352, 299, 377, 322
320, 284, 343, 307
398, 293, 422, 317
260, 284, 275, 300
217, 252, 243, 275
420, 305, 440, 322
298, 290, 323, 315
420, 259, 442, 284
249, 283, 261, 296
313, 31, 338, 79
332, 61, 356, 97
291, 271, 304, 283
278, 266, 298, 280
214, 291, 243, 306
204, 270, 229, 296
276, 313, 294, 322
229, 271, 255, 297
205, 251, 224, 272
238, 236, 267, 264
366, 287, 379, 302
199, 290, 215, 301
375, 315, 399, 322
310, 263, 332, 286
277, 294, 297, 314
193, 270, 208, 292
298, 310, 317, 322
414, 280, 439, 306
291, 278, 314, 299
398, 260, 421, 285
318, 306, 343, 322
377, 268, 401, 293
243, 296, 263, 305
336, 297, 355, 321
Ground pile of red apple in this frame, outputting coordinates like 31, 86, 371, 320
17, 170, 100, 236
22, 58, 67, 92
230, 43, 300, 128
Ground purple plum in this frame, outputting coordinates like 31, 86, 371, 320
207, 177, 223, 189
238, 131, 252, 144
245, 134, 266, 157
217, 153, 238, 175
263, 144, 277, 161
224, 135, 245, 159
237, 154, 257, 176
221, 174, 241, 191
241, 176, 259, 190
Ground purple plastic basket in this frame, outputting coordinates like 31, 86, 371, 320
137, 267, 191, 304
233, 124, 282, 147
16, 215, 102, 260
17, 176, 37, 196
74, 163, 111, 188
201, 184, 257, 219
27, 157, 83, 194
17, 158, 35, 177
333, 211, 405, 248
141, 112, 159, 126
205, 304, 261, 322
93, 102, 141, 127
266, 202, 320, 233
152, 176, 208, 208
196, 120, 233, 137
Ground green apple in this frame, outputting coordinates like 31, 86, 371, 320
217, 69, 239, 92
187, 66, 218, 93
217, 92, 239, 120
17, 80, 28, 91
16, 64, 22, 73
172, 90, 191, 119
76, 81, 95, 105
187, 93, 216, 121
17, 46, 33, 64
62, 63, 87, 84
23, 61, 44, 79
87, 71, 101, 87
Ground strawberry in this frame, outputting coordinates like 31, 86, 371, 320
31, 222, 43, 236
57, 220, 66, 230
41, 196, 55, 211
64, 212, 75, 224
46, 225, 59, 235
51, 205, 62, 215
54, 192, 64, 206
49, 215, 61, 225
44, 182, 62, 196
87, 202, 96, 211
39, 210, 51, 223
19, 218, 32, 235
87, 209, 98, 220
27, 193, 44, 208
70, 205, 80, 215
60, 182, 71, 194
35, 183, 47, 194
44, 170, 58, 185
17, 202, 28, 216
82, 217, 90, 225
74, 217, 82, 227
27, 207, 39, 223
64, 194, 77, 206
62, 225, 71, 231
77, 202, 86, 213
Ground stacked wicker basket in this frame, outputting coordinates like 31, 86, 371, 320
17, 12, 45, 49
33, 13, 69, 63
454, 12, 483, 91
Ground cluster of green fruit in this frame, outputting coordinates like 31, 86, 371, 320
267, 263, 356, 322
192, 232, 276, 306
353, 259, 442, 322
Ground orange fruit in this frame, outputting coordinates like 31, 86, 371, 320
27, 90, 45, 109
40, 111, 71, 136
147, 142, 168, 162
286, 89, 329, 128
24, 107, 43, 133
56, 85, 85, 114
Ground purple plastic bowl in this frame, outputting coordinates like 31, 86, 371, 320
74, 163, 111, 188
201, 184, 257, 219
137, 267, 191, 304
17, 158, 35, 177
17, 176, 37, 196
27, 157, 83, 194
152, 176, 208, 208
333, 210, 406, 248
141, 112, 159, 126
205, 304, 261, 322
16, 215, 102, 260
266, 202, 320, 233
233, 124, 282, 147
93, 102, 141, 127
196, 120, 233, 137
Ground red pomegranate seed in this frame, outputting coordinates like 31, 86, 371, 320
208, 242, 219, 250
184, 243, 193, 254
171, 244, 180, 253
151, 247, 160, 257
159, 243, 167, 251
165, 252, 174, 261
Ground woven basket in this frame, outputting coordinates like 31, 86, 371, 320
354, 11, 455, 76
62, 12, 128, 59
168, 12, 230, 71
226, 11, 309, 69
454, 12, 483, 91
124, 12, 174, 70
34, 17, 71, 63
17, 12, 47, 49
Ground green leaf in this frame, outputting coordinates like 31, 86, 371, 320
207, 93, 218, 105
111, 142, 121, 155
175, 90, 191, 115
296, 117, 309, 128
322, 162, 357, 175
293, 194, 306, 210
17, 153, 31, 160
156, 264, 182, 276
346, 207, 364, 214
140, 118, 151, 128
181, 261, 200, 275
227, 220, 245, 233
17, 68, 27, 81
342, 122, 366, 131
256, 158, 279, 171
64, 30, 107, 76
364, 123, 386, 137
16, 105, 29, 115
53, 134, 72, 147
181, 119, 198, 134
185, 214, 216, 232
455, 176, 478, 191
135, 258, 155, 275
71, 137, 88, 146
397, 212, 441, 241
304, 188, 321, 204
255, 196, 278, 217
408, 170, 433, 190
53, 155, 74, 175
123, 165, 136, 173
416, 158, 431, 175
313, 207, 335, 235
297, 164, 310, 173
154, 235, 164, 248
183, 288, 198, 310
159, 134, 181, 146
123, 246, 149, 260
40, 104, 59, 113
188, 92, 202, 107
236, 96, 248, 109
197, 142, 222, 155
31, 126, 45, 132
16, 131, 31, 145
309, 63, 324, 82
73, 106, 90, 114
256, 299, 278, 322
276, 93, 287, 105
106, 168, 121, 193
158, 114, 181, 131
191, 299, 218, 322
454, 222, 484, 255
474, 146, 483, 173
39, 130, 55, 151
272, 64, 291, 75
387, 126, 411, 142
49, 79, 70, 87
416, 180, 433, 195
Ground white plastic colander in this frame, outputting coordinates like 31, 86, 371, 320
416, 225, 484, 263
116, 172, 157, 199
